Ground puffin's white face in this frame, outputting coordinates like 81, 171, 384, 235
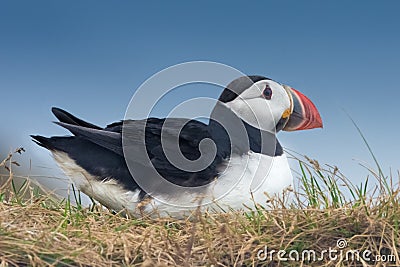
224, 79, 291, 133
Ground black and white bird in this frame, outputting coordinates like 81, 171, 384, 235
31, 76, 322, 217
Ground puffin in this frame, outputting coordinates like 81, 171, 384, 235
31, 76, 322, 217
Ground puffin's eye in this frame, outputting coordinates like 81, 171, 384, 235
263, 85, 272, 100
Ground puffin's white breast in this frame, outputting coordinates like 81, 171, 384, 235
211, 151, 293, 207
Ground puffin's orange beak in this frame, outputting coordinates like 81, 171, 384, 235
282, 86, 323, 131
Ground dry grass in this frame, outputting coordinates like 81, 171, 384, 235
1, 149, 399, 267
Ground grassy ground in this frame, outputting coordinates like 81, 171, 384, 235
0, 149, 399, 267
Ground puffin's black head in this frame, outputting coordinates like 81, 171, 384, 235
218, 76, 270, 103
216, 75, 323, 133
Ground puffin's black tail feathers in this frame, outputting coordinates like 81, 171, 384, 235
31, 135, 75, 153
30, 135, 55, 150
52, 107, 102, 130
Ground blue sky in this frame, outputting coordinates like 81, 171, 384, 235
1, 1, 399, 194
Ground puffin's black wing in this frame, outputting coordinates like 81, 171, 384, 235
32, 108, 222, 191
125, 118, 223, 187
